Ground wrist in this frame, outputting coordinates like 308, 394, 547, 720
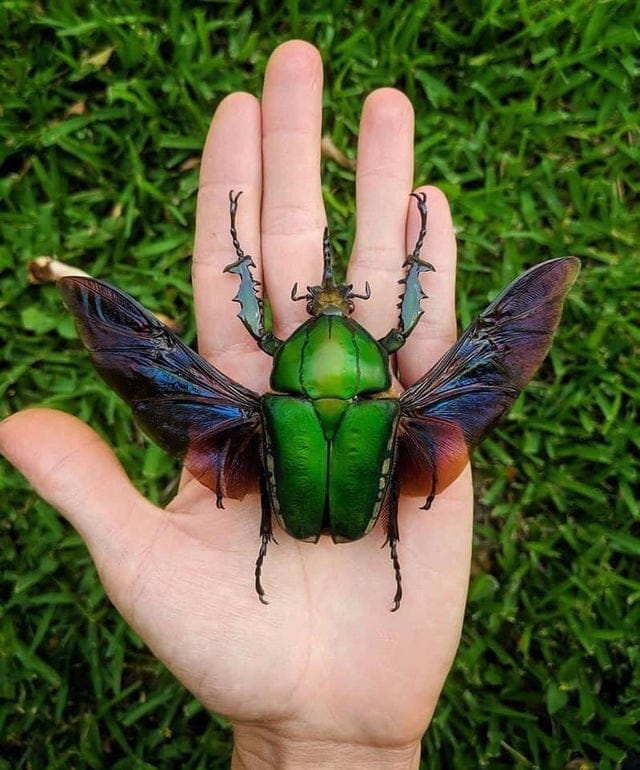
231, 725, 421, 769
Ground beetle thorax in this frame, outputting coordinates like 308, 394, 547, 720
270, 315, 391, 401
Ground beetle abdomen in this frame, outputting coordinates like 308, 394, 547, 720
261, 394, 400, 543
271, 316, 390, 399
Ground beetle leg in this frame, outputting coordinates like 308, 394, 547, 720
378, 192, 435, 354
385, 473, 403, 612
420, 469, 438, 511
255, 470, 275, 605
223, 190, 282, 356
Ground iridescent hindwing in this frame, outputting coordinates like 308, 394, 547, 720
397, 257, 580, 502
59, 277, 262, 500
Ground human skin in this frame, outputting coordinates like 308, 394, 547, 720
0, 41, 472, 769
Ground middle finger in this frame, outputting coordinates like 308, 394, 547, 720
260, 41, 326, 340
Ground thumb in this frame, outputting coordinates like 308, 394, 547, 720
0, 408, 158, 567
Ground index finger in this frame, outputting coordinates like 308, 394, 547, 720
192, 92, 262, 366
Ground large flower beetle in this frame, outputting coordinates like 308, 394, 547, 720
60, 192, 579, 610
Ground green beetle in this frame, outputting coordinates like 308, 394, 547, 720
60, 191, 579, 609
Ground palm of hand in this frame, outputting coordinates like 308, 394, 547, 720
102, 445, 471, 748
0, 41, 472, 754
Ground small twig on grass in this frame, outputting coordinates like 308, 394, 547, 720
27, 257, 182, 332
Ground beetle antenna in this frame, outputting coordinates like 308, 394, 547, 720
291, 283, 311, 302
350, 281, 371, 301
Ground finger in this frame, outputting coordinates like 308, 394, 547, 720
0, 409, 158, 565
192, 92, 262, 363
398, 185, 457, 386
260, 40, 326, 338
348, 88, 415, 340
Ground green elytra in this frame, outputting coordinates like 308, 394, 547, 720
224, 191, 434, 609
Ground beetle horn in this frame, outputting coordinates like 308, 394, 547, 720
321, 227, 337, 289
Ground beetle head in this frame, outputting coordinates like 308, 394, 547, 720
291, 227, 371, 317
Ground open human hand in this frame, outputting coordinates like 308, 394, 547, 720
0, 41, 471, 768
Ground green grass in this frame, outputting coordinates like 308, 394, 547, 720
1, 0, 639, 767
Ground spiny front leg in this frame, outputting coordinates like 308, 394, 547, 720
223, 190, 281, 356
379, 192, 435, 354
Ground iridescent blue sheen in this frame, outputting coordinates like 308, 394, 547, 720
59, 278, 261, 499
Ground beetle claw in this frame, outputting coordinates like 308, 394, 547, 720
420, 473, 437, 511
388, 536, 403, 612
255, 568, 269, 605
254, 531, 271, 605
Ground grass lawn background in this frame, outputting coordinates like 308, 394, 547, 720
1, 1, 638, 768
